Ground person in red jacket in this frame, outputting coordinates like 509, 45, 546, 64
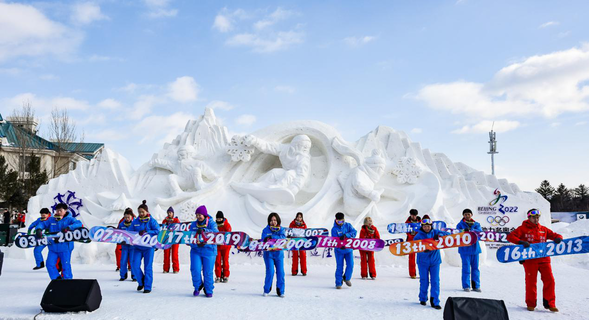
359, 217, 380, 279
406, 209, 421, 279
162, 207, 180, 273
289, 212, 307, 276
215, 211, 232, 283
507, 208, 563, 312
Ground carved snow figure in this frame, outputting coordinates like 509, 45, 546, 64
230, 134, 312, 205
150, 145, 219, 198
341, 151, 386, 216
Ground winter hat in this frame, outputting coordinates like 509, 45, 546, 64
422, 214, 431, 220
335, 212, 345, 220
167, 207, 174, 214
216, 211, 224, 219
195, 205, 209, 218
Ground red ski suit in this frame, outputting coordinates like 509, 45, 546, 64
115, 217, 131, 270
507, 220, 562, 309
215, 219, 232, 278
405, 216, 421, 277
289, 220, 307, 275
359, 225, 380, 278
162, 217, 181, 272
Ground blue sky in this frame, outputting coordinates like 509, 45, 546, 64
1, 0, 588, 192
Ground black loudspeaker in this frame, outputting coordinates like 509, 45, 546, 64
41, 279, 102, 312
0, 249, 4, 276
444, 297, 509, 320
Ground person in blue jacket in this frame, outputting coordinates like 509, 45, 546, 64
34, 203, 83, 280
28, 208, 51, 270
117, 208, 136, 282
262, 212, 287, 297
456, 208, 482, 292
128, 200, 160, 293
331, 212, 357, 289
414, 218, 450, 310
189, 205, 218, 297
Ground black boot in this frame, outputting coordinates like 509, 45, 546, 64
420, 301, 426, 306
33, 261, 45, 270
431, 297, 441, 310
137, 285, 144, 291
119, 272, 128, 281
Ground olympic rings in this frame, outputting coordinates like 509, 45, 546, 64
487, 215, 510, 226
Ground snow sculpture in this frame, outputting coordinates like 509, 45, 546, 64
149, 145, 219, 197
391, 156, 422, 184
227, 135, 255, 162
340, 150, 386, 216
229, 134, 312, 206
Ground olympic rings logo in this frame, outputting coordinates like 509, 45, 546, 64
487, 215, 510, 226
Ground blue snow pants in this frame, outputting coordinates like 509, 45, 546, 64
34, 244, 46, 267
47, 250, 72, 280
120, 246, 134, 279
132, 247, 154, 290
418, 262, 441, 306
263, 251, 285, 294
190, 249, 215, 294
461, 253, 480, 289
334, 249, 354, 287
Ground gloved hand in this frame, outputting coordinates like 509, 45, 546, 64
198, 242, 205, 247
28, 229, 33, 235
554, 237, 563, 244
519, 240, 530, 248
61, 227, 70, 233
433, 234, 439, 241
519, 260, 525, 265
339, 235, 345, 241
424, 249, 432, 253
139, 230, 146, 236
464, 227, 470, 232
35, 229, 44, 239
263, 236, 271, 242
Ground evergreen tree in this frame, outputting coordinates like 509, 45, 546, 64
573, 184, 589, 211
0, 155, 19, 208
551, 183, 572, 212
25, 154, 48, 201
536, 180, 555, 201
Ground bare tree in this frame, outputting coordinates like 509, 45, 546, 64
8, 101, 38, 182
49, 107, 85, 178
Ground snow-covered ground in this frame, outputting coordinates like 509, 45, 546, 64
1, 254, 588, 320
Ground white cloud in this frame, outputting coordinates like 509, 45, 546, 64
205, 100, 234, 111
71, 2, 109, 25
213, 15, 232, 33
143, 0, 177, 18
78, 113, 106, 126
133, 112, 194, 144
167, 76, 199, 103
117, 83, 139, 93
274, 85, 295, 94
0, 2, 83, 62
0, 68, 21, 75
226, 30, 304, 53
97, 98, 122, 109
39, 74, 58, 80
253, 8, 295, 30
51, 97, 91, 110
575, 121, 587, 126
558, 31, 571, 38
235, 114, 256, 126
4, 93, 90, 113
129, 95, 162, 120
550, 122, 561, 128
415, 44, 589, 119
452, 120, 520, 134
411, 128, 422, 134
539, 21, 559, 29
343, 36, 376, 47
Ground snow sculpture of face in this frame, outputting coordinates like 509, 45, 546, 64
290, 135, 312, 155
177, 145, 195, 161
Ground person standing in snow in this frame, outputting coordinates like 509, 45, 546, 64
507, 208, 563, 312
262, 212, 287, 297
359, 217, 380, 280
33, 203, 83, 280
456, 208, 482, 292
189, 205, 218, 297
27, 208, 51, 270
289, 212, 308, 276
331, 212, 357, 289
162, 207, 180, 274
215, 211, 231, 283
129, 200, 160, 293
406, 209, 421, 279
117, 208, 136, 281
414, 218, 450, 310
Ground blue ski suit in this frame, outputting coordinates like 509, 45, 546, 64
414, 227, 450, 306
456, 219, 482, 289
261, 225, 287, 294
331, 221, 357, 287
117, 220, 136, 280
34, 213, 83, 279
28, 218, 48, 268
128, 215, 160, 291
189, 218, 218, 294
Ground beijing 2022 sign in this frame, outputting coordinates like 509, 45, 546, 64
477, 189, 519, 215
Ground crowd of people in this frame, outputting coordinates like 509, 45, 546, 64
27, 202, 563, 312
2, 208, 26, 227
